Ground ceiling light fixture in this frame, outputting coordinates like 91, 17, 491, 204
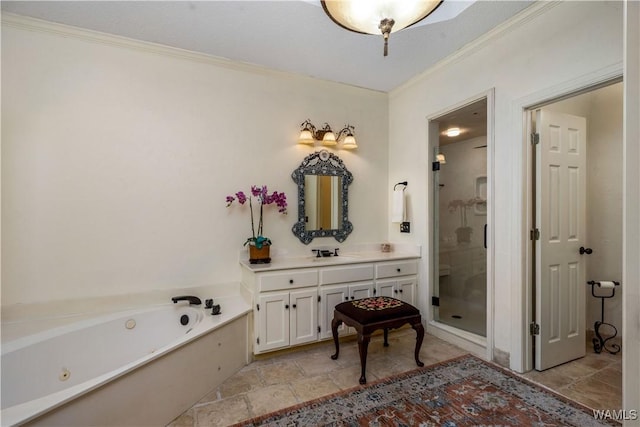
298, 119, 358, 149
446, 127, 461, 137
321, 0, 443, 56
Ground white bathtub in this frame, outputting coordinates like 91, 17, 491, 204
1, 294, 251, 426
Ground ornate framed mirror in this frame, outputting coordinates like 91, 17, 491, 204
291, 150, 353, 244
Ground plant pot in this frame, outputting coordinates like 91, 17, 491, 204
249, 244, 271, 264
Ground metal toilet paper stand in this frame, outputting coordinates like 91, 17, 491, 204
587, 280, 621, 354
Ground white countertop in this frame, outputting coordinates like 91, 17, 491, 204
239, 250, 420, 272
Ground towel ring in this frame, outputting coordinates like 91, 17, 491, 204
394, 181, 408, 190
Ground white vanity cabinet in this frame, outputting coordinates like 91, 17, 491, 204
374, 260, 418, 305
242, 255, 419, 355
318, 264, 375, 339
251, 269, 319, 353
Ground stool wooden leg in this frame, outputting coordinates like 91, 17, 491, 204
330, 318, 342, 360
412, 322, 425, 367
357, 333, 371, 384
383, 328, 389, 347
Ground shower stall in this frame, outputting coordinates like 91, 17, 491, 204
431, 98, 488, 337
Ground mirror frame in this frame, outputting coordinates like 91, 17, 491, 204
291, 150, 353, 244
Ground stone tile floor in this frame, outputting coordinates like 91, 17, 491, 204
522, 338, 622, 412
168, 329, 622, 427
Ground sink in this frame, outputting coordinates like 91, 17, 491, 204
310, 255, 360, 263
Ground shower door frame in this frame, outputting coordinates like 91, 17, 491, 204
426, 88, 495, 361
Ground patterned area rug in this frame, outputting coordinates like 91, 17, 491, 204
232, 354, 616, 427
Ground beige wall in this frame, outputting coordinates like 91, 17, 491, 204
623, 0, 640, 418
545, 83, 624, 336
1, 16, 389, 305
388, 1, 624, 367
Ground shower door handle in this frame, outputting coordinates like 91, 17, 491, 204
483, 224, 487, 249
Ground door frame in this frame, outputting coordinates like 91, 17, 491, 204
511, 63, 623, 373
425, 88, 495, 361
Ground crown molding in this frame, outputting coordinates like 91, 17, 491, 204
1, 12, 385, 95
390, 1, 562, 97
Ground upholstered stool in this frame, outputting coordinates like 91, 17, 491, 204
330, 296, 424, 384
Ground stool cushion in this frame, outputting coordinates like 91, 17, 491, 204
335, 296, 419, 324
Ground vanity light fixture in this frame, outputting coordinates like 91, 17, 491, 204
436, 153, 446, 164
298, 119, 358, 149
446, 127, 461, 137
321, 0, 442, 56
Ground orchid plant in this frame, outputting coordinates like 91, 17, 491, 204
226, 185, 287, 248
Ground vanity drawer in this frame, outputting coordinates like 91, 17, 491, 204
320, 264, 374, 285
258, 269, 318, 292
375, 260, 418, 279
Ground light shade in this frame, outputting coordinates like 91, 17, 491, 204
322, 131, 337, 146
298, 129, 315, 144
342, 134, 358, 149
322, 0, 442, 35
436, 153, 446, 164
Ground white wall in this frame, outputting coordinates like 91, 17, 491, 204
1, 16, 389, 305
623, 0, 640, 418
388, 1, 623, 364
545, 83, 624, 336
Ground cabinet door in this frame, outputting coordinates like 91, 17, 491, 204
397, 277, 416, 305
349, 282, 374, 301
257, 292, 289, 353
319, 285, 348, 340
290, 288, 318, 346
375, 280, 395, 298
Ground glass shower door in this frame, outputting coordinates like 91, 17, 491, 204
433, 136, 487, 337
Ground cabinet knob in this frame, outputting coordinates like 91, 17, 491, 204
345, 296, 349, 301
397, 268, 401, 273
289, 279, 294, 284
399, 289, 403, 293
292, 304, 297, 309
351, 296, 355, 300
285, 304, 289, 309
394, 289, 398, 294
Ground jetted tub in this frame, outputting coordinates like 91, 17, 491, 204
1, 294, 251, 426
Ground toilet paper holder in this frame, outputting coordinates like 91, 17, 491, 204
587, 280, 621, 354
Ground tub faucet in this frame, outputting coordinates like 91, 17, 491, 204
171, 296, 202, 305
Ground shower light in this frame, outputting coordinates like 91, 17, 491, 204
446, 128, 461, 137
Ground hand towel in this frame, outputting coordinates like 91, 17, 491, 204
391, 189, 405, 223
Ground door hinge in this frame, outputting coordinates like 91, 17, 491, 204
432, 161, 440, 171
373, 288, 377, 295
530, 322, 540, 336
530, 228, 540, 240
318, 295, 321, 302
318, 326, 321, 333
256, 304, 260, 311
257, 337, 260, 344
531, 133, 540, 145
431, 296, 440, 307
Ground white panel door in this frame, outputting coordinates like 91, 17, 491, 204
257, 292, 289, 352
290, 288, 318, 346
319, 285, 347, 339
375, 280, 395, 298
535, 109, 587, 371
349, 282, 374, 301
397, 278, 416, 305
